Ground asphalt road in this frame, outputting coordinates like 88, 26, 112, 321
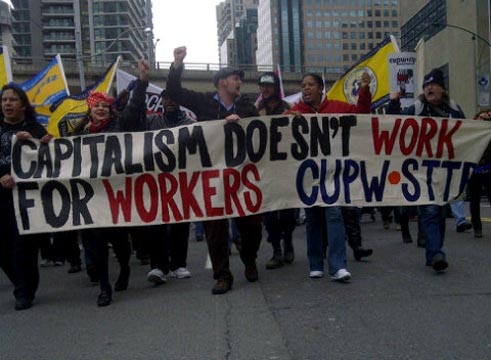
1, 204, 491, 360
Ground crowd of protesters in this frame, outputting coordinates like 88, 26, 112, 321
0, 48, 489, 311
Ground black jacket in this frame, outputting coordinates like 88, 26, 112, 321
166, 64, 258, 121
0, 117, 47, 178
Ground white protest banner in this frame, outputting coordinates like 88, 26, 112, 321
12, 114, 491, 234
388, 52, 417, 109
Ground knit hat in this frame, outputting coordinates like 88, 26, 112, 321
87, 91, 115, 108
423, 68, 445, 89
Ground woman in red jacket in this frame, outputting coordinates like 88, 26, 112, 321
285, 72, 372, 281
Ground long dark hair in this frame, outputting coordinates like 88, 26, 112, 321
0, 84, 37, 122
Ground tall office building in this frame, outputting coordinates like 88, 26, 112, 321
256, 0, 400, 74
10, 0, 154, 66
0, 1, 13, 54
399, 0, 490, 117
216, 0, 259, 66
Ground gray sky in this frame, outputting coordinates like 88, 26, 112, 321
152, 0, 222, 65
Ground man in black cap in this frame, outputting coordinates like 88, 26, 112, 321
387, 68, 468, 274
165, 46, 262, 294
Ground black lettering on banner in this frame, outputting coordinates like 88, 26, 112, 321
124, 133, 143, 174
41, 181, 71, 228
246, 120, 267, 162
311, 116, 331, 157
178, 126, 211, 168
72, 137, 82, 177
70, 179, 94, 226
224, 122, 245, 167
17, 182, 39, 230
53, 138, 73, 178
339, 115, 357, 156
12, 140, 36, 179
143, 132, 155, 171
291, 116, 309, 160
101, 135, 124, 177
154, 129, 176, 171
83, 135, 105, 178
33, 143, 53, 178
270, 117, 289, 161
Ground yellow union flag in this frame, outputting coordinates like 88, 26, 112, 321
47, 57, 120, 137
327, 36, 399, 109
0, 46, 12, 88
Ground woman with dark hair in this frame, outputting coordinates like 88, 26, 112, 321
0, 84, 50, 310
285, 72, 372, 281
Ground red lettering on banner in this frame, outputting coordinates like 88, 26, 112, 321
201, 170, 224, 217
103, 178, 133, 223
103, 166, 263, 225
134, 174, 159, 222
158, 173, 183, 222
371, 117, 461, 159
223, 168, 244, 216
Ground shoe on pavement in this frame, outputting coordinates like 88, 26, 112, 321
431, 254, 448, 273
474, 229, 483, 238
309, 270, 324, 278
211, 278, 233, 295
15, 298, 33, 311
147, 268, 167, 285
53, 261, 64, 267
456, 222, 472, 233
67, 264, 82, 274
40, 259, 52, 267
244, 263, 259, 282
170, 267, 192, 279
353, 247, 373, 261
266, 253, 283, 269
283, 248, 295, 264
97, 289, 112, 307
331, 269, 351, 282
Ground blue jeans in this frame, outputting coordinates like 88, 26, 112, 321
450, 200, 467, 226
305, 206, 347, 275
419, 204, 447, 263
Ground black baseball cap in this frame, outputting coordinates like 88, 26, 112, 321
213, 67, 244, 87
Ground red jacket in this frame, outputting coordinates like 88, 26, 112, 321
285, 87, 372, 115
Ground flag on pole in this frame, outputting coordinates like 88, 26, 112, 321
47, 57, 121, 137
326, 36, 399, 109
0, 46, 12, 88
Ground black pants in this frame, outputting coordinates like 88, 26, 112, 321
148, 223, 190, 272
264, 209, 296, 253
0, 188, 44, 301
468, 173, 491, 231
204, 215, 262, 281
52, 230, 81, 265
341, 207, 362, 249
80, 228, 131, 292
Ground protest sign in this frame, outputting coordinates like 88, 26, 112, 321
12, 114, 491, 234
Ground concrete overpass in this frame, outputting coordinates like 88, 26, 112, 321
11, 60, 339, 99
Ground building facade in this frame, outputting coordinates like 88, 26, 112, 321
9, 0, 154, 66
216, 0, 259, 66
256, 0, 400, 75
399, 0, 490, 117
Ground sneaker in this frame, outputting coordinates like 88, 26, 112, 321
309, 270, 324, 278
53, 261, 64, 267
211, 278, 233, 295
147, 268, 167, 285
456, 222, 472, 233
170, 267, 192, 279
331, 269, 351, 282
40, 259, 52, 267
